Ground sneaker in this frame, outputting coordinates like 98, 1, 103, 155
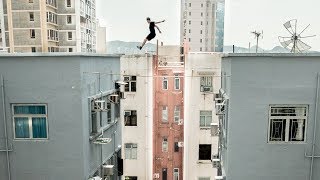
137, 46, 142, 50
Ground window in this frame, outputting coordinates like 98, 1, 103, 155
46, 11, 57, 24
189, 21, 191, 25
162, 137, 168, 152
124, 110, 137, 126
30, 29, 35, 38
201, 3, 203, 7
200, 47, 202, 52
162, 106, 168, 122
173, 168, 179, 180
200, 39, 203, 43
29, 0, 33, 3
200, 76, 213, 92
47, 29, 59, 41
174, 142, 179, 152
107, 103, 112, 123
67, 15, 72, 24
69, 48, 73, 52
174, 77, 180, 90
29, 12, 34, 21
46, 0, 57, 7
199, 144, 211, 160
162, 77, 168, 90
189, 12, 191, 16
124, 76, 137, 92
189, 29, 191, 33
66, 0, 71, 7
68, 32, 73, 40
125, 143, 137, 159
13, 105, 48, 139
189, 3, 191, 7
201, 21, 203, 25
200, 111, 212, 128
174, 106, 180, 123
162, 168, 168, 180
31, 47, 36, 52
269, 105, 307, 142
125, 177, 137, 180
200, 30, 203, 34
188, 38, 191, 42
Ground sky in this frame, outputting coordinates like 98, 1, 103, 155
97, 0, 320, 51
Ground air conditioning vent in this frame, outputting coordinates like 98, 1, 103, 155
203, 86, 213, 92
211, 122, 219, 136
215, 176, 226, 180
212, 158, 220, 168
153, 173, 160, 178
178, 142, 184, 147
178, 119, 183, 125
92, 100, 106, 111
103, 165, 114, 176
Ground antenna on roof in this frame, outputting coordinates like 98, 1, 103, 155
251, 30, 263, 53
278, 19, 316, 53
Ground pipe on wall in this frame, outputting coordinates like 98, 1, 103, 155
309, 73, 320, 180
1, 75, 11, 180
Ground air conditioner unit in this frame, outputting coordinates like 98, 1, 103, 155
212, 158, 220, 168
214, 93, 223, 102
178, 142, 184, 147
215, 176, 226, 180
93, 138, 112, 145
116, 81, 127, 93
153, 173, 160, 178
103, 165, 114, 176
211, 122, 219, 136
109, 94, 119, 104
88, 177, 102, 180
203, 86, 213, 92
124, 76, 130, 81
178, 119, 183, 125
92, 100, 106, 111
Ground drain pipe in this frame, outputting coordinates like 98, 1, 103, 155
309, 73, 320, 180
1, 75, 11, 180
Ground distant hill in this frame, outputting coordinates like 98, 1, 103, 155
106, 41, 319, 54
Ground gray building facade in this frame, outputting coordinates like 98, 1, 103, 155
0, 54, 122, 180
218, 54, 320, 180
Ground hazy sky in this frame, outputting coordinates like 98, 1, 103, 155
97, 0, 320, 51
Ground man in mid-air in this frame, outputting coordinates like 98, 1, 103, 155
137, 17, 165, 50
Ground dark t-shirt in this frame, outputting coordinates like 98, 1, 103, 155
149, 22, 155, 34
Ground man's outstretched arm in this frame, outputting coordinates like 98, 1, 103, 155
155, 20, 165, 24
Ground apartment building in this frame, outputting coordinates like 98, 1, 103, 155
120, 54, 153, 180
184, 53, 221, 180
181, 0, 225, 52
218, 54, 320, 180
2, 0, 97, 53
0, 54, 122, 180
153, 46, 185, 180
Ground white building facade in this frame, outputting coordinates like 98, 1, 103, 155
181, 0, 225, 52
184, 53, 221, 180
120, 55, 153, 180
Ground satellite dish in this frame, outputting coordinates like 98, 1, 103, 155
279, 19, 316, 53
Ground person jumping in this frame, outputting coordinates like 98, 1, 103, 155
137, 17, 165, 50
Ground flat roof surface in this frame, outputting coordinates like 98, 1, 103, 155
224, 53, 320, 57
0, 53, 122, 58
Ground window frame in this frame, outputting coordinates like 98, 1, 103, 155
174, 77, 180, 90
200, 76, 213, 92
66, 0, 72, 7
30, 29, 35, 38
162, 137, 168, 152
124, 110, 137, 126
67, 31, 73, 40
173, 168, 179, 180
12, 104, 48, 140
125, 143, 138, 159
162, 106, 168, 123
162, 77, 168, 90
29, 12, 34, 21
124, 76, 137, 92
174, 106, 180, 123
200, 111, 212, 128
198, 144, 211, 160
268, 105, 308, 144
66, 15, 72, 24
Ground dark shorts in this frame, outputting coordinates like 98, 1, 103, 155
146, 33, 156, 41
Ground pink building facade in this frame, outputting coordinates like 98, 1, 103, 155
153, 52, 185, 180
